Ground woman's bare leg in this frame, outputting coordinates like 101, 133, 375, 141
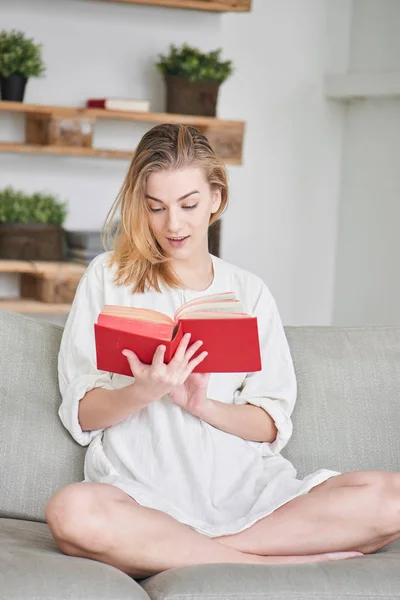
215, 471, 400, 556
46, 483, 360, 578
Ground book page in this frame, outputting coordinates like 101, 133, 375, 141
177, 300, 245, 317
102, 305, 173, 325
179, 311, 251, 320
174, 292, 237, 320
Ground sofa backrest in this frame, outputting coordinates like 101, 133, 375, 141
283, 326, 400, 476
0, 310, 85, 522
0, 310, 399, 523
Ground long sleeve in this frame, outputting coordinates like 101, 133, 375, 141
233, 282, 297, 456
58, 258, 114, 446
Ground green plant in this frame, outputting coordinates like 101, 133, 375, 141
0, 187, 67, 225
0, 29, 46, 78
155, 44, 233, 84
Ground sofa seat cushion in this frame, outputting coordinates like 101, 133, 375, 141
142, 541, 400, 600
0, 518, 149, 600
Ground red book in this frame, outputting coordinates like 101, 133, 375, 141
86, 98, 150, 112
94, 292, 262, 375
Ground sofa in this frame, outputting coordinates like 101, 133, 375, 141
0, 308, 399, 600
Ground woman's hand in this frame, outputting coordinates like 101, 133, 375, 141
169, 373, 212, 417
122, 333, 208, 405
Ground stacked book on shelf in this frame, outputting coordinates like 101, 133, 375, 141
86, 98, 150, 112
66, 230, 104, 265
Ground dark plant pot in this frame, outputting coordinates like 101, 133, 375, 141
0, 73, 28, 102
0, 223, 65, 260
165, 75, 220, 117
208, 219, 221, 257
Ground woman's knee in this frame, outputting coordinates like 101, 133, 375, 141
46, 482, 127, 555
356, 471, 400, 537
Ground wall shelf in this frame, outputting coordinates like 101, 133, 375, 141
325, 72, 400, 99
0, 101, 245, 165
0, 299, 73, 313
0, 260, 86, 313
92, 0, 251, 12
0, 260, 86, 277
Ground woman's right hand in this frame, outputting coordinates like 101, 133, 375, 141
122, 333, 208, 404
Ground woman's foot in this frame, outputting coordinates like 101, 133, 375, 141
258, 551, 363, 565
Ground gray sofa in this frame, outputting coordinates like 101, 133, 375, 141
1, 308, 399, 600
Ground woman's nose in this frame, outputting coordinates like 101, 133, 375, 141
166, 209, 182, 232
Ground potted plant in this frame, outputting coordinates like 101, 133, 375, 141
155, 44, 233, 117
0, 187, 67, 260
0, 29, 46, 102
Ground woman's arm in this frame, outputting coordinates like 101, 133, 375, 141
183, 281, 296, 452
194, 399, 278, 442
78, 382, 153, 431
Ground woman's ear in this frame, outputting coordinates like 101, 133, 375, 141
211, 187, 222, 214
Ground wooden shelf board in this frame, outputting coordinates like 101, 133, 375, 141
0, 298, 72, 313
0, 142, 241, 164
0, 260, 86, 278
0, 101, 244, 129
92, 0, 251, 12
0, 101, 244, 164
0, 142, 134, 160
325, 72, 400, 99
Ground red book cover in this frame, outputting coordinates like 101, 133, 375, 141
87, 99, 107, 109
95, 316, 261, 376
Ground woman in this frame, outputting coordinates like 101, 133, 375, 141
46, 124, 399, 578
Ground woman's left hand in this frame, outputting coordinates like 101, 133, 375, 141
169, 372, 212, 417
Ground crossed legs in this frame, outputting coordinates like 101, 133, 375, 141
46, 470, 400, 578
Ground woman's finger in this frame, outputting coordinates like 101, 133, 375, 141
182, 350, 208, 380
152, 344, 167, 366
168, 333, 192, 367
122, 349, 142, 376
184, 339, 204, 362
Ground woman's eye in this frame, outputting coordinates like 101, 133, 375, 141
149, 204, 198, 213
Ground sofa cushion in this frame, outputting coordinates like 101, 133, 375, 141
284, 326, 400, 477
0, 518, 149, 600
0, 310, 85, 522
142, 542, 400, 600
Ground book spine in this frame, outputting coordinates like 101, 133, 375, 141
86, 99, 106, 109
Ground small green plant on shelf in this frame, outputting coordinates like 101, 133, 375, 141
0, 29, 45, 79
155, 44, 233, 117
0, 187, 67, 225
155, 43, 233, 84
0, 29, 46, 102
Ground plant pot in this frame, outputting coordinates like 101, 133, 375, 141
165, 75, 220, 117
0, 223, 65, 261
208, 219, 221, 257
0, 74, 28, 102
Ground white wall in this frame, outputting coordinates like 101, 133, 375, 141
332, 0, 400, 325
221, 0, 349, 324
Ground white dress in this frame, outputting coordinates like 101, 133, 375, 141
58, 252, 339, 538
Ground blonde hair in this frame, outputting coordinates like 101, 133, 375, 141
102, 123, 229, 294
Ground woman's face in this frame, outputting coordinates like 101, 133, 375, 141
145, 167, 221, 260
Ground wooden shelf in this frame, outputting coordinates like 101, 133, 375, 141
325, 72, 400, 99
0, 142, 134, 161
0, 260, 86, 313
0, 298, 73, 313
0, 260, 86, 277
0, 101, 242, 129
0, 101, 245, 164
92, 0, 251, 12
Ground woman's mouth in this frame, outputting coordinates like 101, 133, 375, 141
167, 236, 189, 248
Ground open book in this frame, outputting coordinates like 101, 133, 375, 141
95, 292, 261, 375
